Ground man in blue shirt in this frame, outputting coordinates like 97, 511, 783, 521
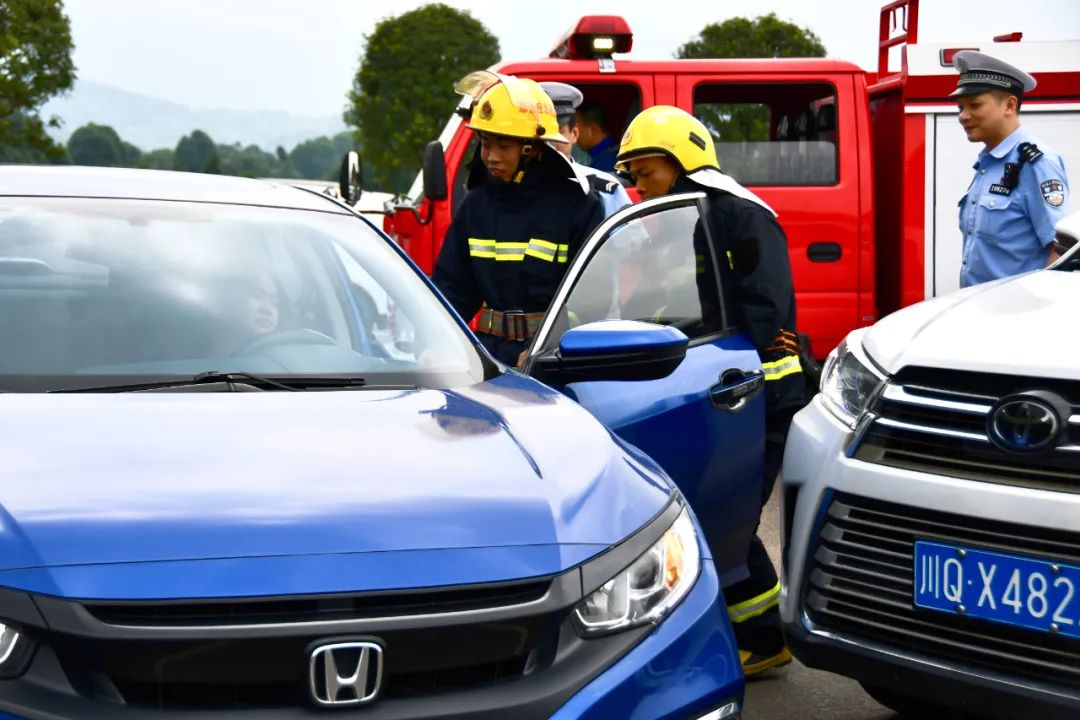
575, 101, 620, 173
540, 82, 632, 218
953, 51, 1070, 288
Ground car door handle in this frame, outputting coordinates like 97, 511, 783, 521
807, 242, 843, 263
709, 370, 764, 412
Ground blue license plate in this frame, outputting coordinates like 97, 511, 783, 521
914, 540, 1080, 640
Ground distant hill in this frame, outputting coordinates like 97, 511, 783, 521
41, 81, 348, 152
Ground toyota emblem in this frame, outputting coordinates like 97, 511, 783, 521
987, 393, 1064, 453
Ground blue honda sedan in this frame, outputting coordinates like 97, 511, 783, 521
0, 166, 765, 719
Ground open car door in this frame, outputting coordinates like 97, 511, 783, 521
523, 193, 766, 586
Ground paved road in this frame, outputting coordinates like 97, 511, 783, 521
742, 486, 898, 720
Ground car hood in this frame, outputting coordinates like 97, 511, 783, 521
863, 270, 1080, 380
0, 374, 672, 598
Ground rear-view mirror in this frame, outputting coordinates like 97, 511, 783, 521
422, 141, 448, 201
339, 151, 363, 205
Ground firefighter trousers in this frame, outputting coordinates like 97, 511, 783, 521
725, 409, 796, 655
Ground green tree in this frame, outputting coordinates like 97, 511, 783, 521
120, 140, 142, 166
0, 0, 76, 159
345, 4, 499, 192
174, 129, 219, 173
138, 148, 175, 170
678, 14, 826, 142
67, 123, 126, 167
0, 112, 68, 163
677, 13, 825, 60
289, 135, 342, 180
218, 142, 279, 178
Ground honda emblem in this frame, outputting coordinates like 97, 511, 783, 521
308, 641, 383, 707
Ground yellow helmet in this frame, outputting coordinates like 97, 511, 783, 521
454, 71, 567, 143
615, 105, 718, 174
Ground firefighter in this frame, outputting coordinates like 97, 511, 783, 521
616, 105, 804, 676
432, 73, 604, 366
539, 81, 632, 218
953, 51, 1070, 287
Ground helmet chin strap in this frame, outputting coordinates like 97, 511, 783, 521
512, 140, 539, 184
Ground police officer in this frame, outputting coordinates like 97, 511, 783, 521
616, 105, 804, 676
432, 73, 604, 366
953, 51, 1070, 287
539, 82, 632, 218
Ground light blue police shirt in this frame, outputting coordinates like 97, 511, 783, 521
958, 127, 1070, 288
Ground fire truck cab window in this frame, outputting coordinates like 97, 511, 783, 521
693, 82, 838, 186
566, 82, 642, 168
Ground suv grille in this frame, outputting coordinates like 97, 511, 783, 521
854, 368, 1080, 492
805, 494, 1080, 689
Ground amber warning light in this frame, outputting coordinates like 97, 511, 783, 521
549, 16, 633, 60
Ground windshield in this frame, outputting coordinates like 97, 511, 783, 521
0, 197, 486, 391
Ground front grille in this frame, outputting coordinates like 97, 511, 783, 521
854, 368, 1080, 493
85, 578, 551, 627
805, 494, 1080, 689
69, 581, 555, 709
52, 611, 559, 710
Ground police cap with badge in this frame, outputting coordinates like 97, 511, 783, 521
950, 50, 1036, 98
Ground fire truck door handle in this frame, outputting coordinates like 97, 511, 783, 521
807, 242, 843, 263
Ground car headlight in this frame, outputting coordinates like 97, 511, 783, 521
572, 507, 700, 637
819, 337, 886, 428
0, 621, 31, 678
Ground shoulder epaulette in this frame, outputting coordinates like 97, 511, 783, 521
588, 175, 619, 194
1018, 142, 1044, 164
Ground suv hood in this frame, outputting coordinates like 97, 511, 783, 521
864, 271, 1080, 380
0, 375, 671, 597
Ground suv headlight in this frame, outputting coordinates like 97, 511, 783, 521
819, 336, 886, 428
572, 508, 700, 637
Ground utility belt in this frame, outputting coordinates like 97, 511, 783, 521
476, 306, 545, 343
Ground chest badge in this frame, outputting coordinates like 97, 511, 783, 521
1041, 179, 1065, 207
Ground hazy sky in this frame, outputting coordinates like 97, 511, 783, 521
63, 0, 1080, 117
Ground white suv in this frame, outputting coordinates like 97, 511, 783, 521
779, 213, 1080, 720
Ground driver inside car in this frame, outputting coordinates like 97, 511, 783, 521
214, 269, 282, 355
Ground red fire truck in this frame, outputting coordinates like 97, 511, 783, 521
371, 0, 1080, 357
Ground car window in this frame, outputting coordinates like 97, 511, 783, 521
537, 201, 725, 354
0, 197, 484, 391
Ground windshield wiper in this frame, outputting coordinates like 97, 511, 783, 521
49, 372, 374, 393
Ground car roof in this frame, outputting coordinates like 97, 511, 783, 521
0, 165, 351, 214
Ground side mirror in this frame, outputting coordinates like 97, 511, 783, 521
422, 141, 448, 201
339, 151, 363, 206
530, 320, 688, 384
